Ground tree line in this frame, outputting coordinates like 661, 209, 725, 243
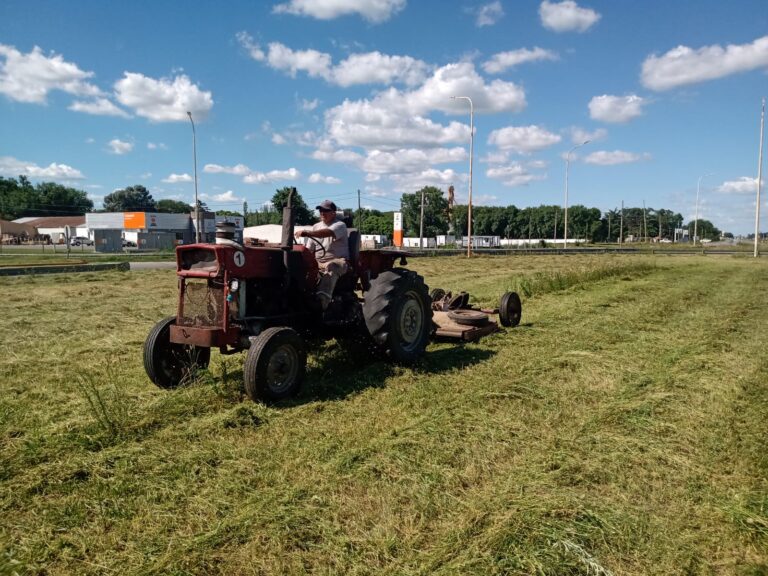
1, 178, 723, 241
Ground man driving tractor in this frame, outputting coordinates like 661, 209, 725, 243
295, 199, 349, 310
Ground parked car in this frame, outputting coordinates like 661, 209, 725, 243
69, 236, 93, 246
122, 239, 137, 248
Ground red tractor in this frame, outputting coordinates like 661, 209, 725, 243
143, 190, 434, 401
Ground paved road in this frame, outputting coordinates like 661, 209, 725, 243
129, 261, 177, 271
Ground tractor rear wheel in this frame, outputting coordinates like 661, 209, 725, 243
363, 269, 432, 363
244, 327, 306, 402
144, 316, 210, 389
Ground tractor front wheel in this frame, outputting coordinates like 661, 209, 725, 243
363, 269, 432, 363
143, 316, 210, 389
244, 327, 306, 402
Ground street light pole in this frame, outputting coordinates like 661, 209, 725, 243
451, 96, 474, 257
564, 140, 589, 248
187, 111, 201, 244
694, 172, 713, 246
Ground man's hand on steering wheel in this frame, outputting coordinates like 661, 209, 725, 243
296, 229, 326, 259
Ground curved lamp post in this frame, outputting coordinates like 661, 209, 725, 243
564, 140, 589, 248
450, 96, 474, 257
187, 111, 200, 244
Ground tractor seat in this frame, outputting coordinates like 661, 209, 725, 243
331, 228, 360, 295
346, 228, 360, 271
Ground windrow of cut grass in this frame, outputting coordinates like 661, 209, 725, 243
0, 255, 766, 575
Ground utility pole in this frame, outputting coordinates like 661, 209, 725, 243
357, 189, 363, 231
419, 188, 425, 249
755, 97, 765, 258
607, 211, 612, 242
527, 210, 532, 245
619, 202, 624, 244
243, 201, 248, 226
643, 201, 648, 242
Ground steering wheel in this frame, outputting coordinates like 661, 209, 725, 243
304, 235, 327, 259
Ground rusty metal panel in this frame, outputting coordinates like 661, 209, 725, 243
179, 279, 224, 327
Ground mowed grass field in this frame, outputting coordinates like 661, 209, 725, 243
1, 254, 766, 575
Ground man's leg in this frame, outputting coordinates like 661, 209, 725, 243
317, 259, 349, 310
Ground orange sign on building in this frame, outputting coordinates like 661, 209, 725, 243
123, 212, 146, 229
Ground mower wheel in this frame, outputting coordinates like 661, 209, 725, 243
244, 327, 306, 402
430, 288, 446, 302
363, 269, 432, 363
447, 309, 489, 326
499, 291, 522, 327
143, 316, 210, 389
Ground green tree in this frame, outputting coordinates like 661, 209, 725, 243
103, 185, 156, 212
156, 199, 192, 213
400, 186, 449, 237
271, 187, 314, 225
215, 210, 243, 218
35, 182, 93, 216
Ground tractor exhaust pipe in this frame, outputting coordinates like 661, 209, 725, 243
281, 187, 296, 288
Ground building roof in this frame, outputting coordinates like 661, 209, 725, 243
13, 215, 86, 227
0, 219, 37, 235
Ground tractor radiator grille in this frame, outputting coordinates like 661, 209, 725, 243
179, 279, 225, 328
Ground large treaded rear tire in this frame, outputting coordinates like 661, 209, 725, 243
363, 269, 432, 363
143, 316, 210, 389
244, 327, 306, 402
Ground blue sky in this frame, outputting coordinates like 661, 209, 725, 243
1, 0, 766, 234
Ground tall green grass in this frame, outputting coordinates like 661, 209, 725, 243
1, 255, 766, 575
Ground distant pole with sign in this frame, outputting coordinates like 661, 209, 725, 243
393, 212, 403, 247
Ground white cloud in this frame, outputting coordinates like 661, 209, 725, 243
0, 44, 102, 103
211, 190, 243, 202
69, 98, 129, 117
272, 133, 288, 145
204, 163, 251, 176
147, 142, 168, 150
272, 0, 406, 23
539, 1, 600, 33
584, 150, 651, 165
300, 97, 319, 111
114, 72, 213, 122
717, 177, 758, 194
488, 125, 561, 154
311, 147, 364, 164
204, 162, 300, 184
588, 94, 645, 123
568, 126, 607, 144
162, 173, 192, 183
332, 52, 430, 87
388, 168, 465, 193
401, 62, 526, 115
308, 173, 342, 184
0, 155, 85, 180
476, 1, 504, 27
325, 99, 469, 149
260, 42, 333, 79
238, 34, 429, 87
108, 139, 134, 155
483, 47, 558, 74
641, 35, 768, 91
361, 147, 467, 175
486, 162, 546, 187
243, 167, 301, 184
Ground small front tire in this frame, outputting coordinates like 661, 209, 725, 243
244, 327, 306, 402
143, 316, 211, 389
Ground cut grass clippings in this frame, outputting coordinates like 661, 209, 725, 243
0, 254, 766, 575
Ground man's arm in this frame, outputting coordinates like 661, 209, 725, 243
295, 227, 336, 239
